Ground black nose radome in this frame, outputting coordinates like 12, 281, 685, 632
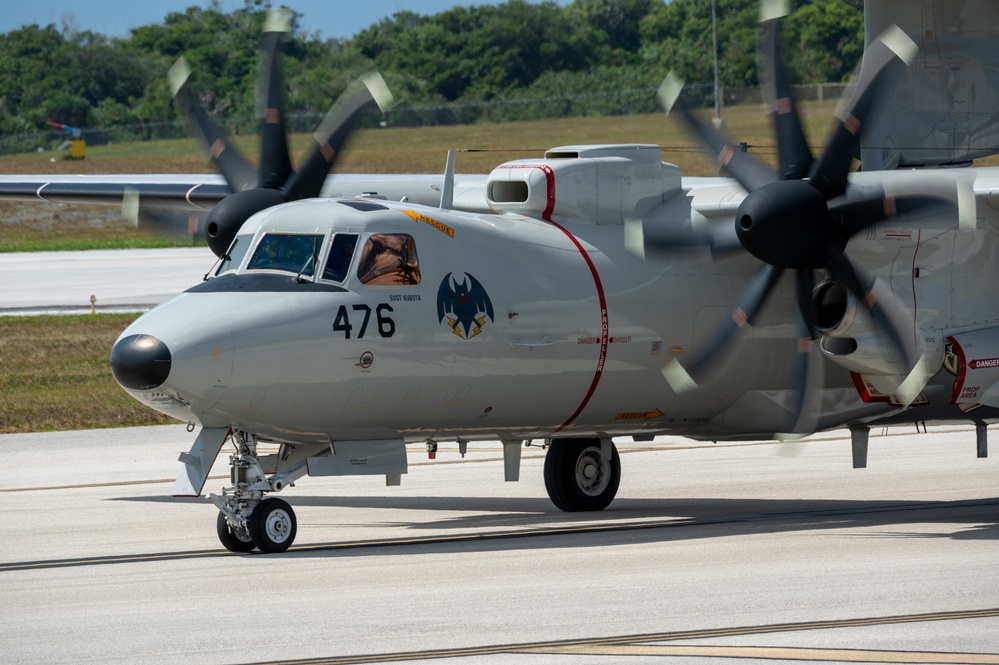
110, 334, 172, 391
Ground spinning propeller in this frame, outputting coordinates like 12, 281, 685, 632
167, 8, 393, 257
644, 4, 961, 430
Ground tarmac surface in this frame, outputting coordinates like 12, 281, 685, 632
0, 424, 997, 664
0, 247, 215, 314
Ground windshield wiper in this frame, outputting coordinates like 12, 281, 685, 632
203, 252, 228, 281
295, 253, 317, 283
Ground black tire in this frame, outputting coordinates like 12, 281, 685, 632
248, 498, 297, 553
543, 438, 620, 511
216, 512, 256, 553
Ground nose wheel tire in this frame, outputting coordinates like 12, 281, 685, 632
249, 497, 298, 553
544, 439, 620, 511
216, 512, 256, 553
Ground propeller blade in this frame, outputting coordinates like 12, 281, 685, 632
657, 73, 778, 194
778, 337, 825, 441
283, 72, 394, 200
895, 350, 935, 407
257, 8, 294, 189
169, 57, 257, 193
794, 266, 818, 341
631, 218, 743, 258
759, 0, 813, 180
825, 250, 929, 409
808, 25, 918, 199
782, 268, 824, 435
830, 192, 950, 239
828, 173, 976, 238
825, 247, 912, 374
122, 188, 203, 237
663, 262, 784, 393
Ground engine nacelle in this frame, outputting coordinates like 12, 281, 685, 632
485, 144, 681, 225
812, 278, 906, 376
205, 188, 287, 257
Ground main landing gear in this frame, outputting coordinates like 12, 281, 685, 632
212, 432, 308, 553
543, 438, 621, 511
209, 433, 622, 551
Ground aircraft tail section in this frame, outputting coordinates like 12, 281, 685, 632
862, 0, 999, 169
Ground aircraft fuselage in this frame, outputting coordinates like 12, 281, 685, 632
112, 193, 826, 445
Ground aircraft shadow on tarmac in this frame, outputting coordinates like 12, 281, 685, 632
109, 495, 999, 557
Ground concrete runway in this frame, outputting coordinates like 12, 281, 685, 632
0, 424, 997, 664
0, 247, 214, 314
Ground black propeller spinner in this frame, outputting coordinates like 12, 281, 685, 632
168, 8, 394, 258
653, 14, 930, 430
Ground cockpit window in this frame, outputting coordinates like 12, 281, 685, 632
357, 233, 421, 285
217, 235, 252, 275
247, 234, 324, 276
321, 233, 358, 283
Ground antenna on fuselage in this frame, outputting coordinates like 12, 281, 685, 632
439, 149, 455, 210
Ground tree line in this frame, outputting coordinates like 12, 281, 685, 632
0, 0, 862, 141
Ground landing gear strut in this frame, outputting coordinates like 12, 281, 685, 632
544, 438, 620, 511
211, 432, 306, 553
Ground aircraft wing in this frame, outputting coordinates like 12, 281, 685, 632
0, 174, 231, 211
0, 167, 740, 232
0, 173, 494, 214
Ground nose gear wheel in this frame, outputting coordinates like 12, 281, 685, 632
216, 511, 255, 553
249, 498, 297, 554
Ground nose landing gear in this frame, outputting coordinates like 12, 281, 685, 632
211, 432, 309, 553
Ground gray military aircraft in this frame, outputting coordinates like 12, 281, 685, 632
2, 2, 998, 553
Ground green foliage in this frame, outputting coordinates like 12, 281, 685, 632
0, 24, 155, 132
91, 99, 138, 128
783, 0, 865, 82
638, 0, 759, 89
128, 2, 269, 117
42, 92, 92, 126
355, 2, 605, 102
0, 0, 864, 143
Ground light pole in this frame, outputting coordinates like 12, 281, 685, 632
712, 0, 724, 128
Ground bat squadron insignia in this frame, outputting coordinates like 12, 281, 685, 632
437, 272, 494, 339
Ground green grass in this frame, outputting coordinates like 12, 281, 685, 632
4, 237, 198, 253
0, 205, 203, 252
0, 315, 176, 433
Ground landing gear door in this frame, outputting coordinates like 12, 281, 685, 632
173, 427, 230, 497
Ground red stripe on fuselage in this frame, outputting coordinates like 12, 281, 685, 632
532, 164, 609, 433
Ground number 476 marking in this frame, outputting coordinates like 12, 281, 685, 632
333, 303, 395, 339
